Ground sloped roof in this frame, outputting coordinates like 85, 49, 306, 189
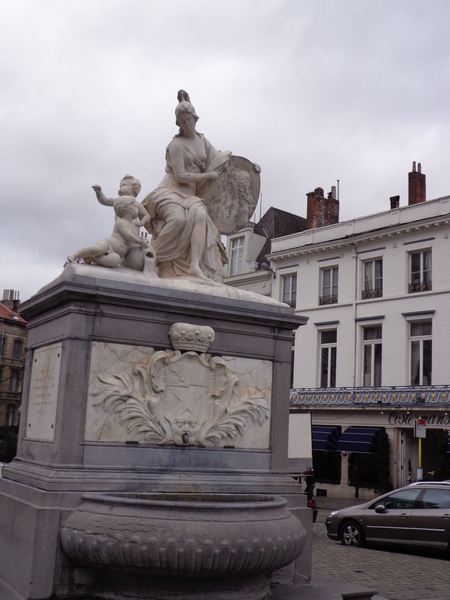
0, 302, 27, 324
253, 207, 307, 265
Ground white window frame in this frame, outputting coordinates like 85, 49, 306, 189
282, 273, 297, 307
229, 236, 245, 276
362, 258, 383, 299
361, 324, 382, 387
409, 320, 432, 386
319, 329, 337, 388
320, 267, 338, 305
409, 249, 432, 293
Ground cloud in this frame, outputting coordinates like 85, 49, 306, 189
1, 0, 450, 301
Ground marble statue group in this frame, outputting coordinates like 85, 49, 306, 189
0, 90, 309, 600
68, 90, 260, 284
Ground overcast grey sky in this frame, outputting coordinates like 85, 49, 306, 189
1, 0, 450, 302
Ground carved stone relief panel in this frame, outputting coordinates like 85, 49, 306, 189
85, 341, 272, 448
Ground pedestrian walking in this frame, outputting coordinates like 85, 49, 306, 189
424, 468, 436, 481
351, 463, 361, 499
304, 467, 315, 497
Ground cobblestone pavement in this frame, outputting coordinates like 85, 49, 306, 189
313, 506, 450, 600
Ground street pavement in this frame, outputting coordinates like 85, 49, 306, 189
310, 496, 450, 600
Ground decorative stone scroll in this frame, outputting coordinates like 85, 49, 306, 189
85, 341, 272, 448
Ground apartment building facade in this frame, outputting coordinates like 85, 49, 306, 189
0, 290, 26, 446
226, 165, 450, 497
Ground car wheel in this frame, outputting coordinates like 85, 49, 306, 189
340, 521, 365, 547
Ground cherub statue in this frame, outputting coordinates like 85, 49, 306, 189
67, 195, 152, 267
92, 174, 151, 228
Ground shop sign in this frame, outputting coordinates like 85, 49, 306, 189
389, 412, 450, 426
414, 418, 426, 438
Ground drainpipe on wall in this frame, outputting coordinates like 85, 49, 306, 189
352, 243, 358, 388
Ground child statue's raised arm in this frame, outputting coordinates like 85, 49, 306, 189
92, 185, 114, 207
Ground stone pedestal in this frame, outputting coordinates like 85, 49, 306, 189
0, 271, 310, 599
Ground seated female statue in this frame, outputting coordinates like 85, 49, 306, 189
142, 90, 259, 282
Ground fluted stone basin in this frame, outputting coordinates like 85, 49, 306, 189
61, 492, 307, 599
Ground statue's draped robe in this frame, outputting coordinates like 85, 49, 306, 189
142, 134, 230, 281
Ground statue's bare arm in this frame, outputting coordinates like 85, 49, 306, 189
135, 204, 151, 227
92, 185, 114, 207
114, 220, 150, 248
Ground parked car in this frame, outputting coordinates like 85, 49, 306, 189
325, 481, 450, 551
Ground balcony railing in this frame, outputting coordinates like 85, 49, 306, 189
319, 294, 338, 306
290, 385, 450, 408
362, 287, 383, 299
408, 281, 432, 293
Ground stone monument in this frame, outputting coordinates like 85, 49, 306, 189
0, 91, 310, 600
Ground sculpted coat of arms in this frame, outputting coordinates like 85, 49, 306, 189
86, 325, 271, 448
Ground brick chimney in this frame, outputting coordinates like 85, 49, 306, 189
408, 162, 426, 205
306, 187, 339, 229
2, 289, 20, 312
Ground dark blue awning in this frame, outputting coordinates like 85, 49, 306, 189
312, 425, 342, 451
336, 426, 385, 454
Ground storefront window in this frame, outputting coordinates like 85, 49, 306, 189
313, 450, 341, 485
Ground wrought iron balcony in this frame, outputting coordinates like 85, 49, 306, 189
408, 280, 432, 293
319, 294, 338, 306
290, 385, 450, 408
361, 287, 383, 299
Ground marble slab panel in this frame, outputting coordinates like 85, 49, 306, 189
26, 342, 62, 441
85, 342, 272, 448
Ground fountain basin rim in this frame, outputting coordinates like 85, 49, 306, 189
80, 492, 288, 511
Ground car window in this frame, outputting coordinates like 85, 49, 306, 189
416, 488, 450, 509
369, 488, 421, 510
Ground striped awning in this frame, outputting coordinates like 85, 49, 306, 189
336, 426, 385, 454
312, 425, 342, 452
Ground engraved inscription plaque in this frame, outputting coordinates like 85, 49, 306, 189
26, 342, 62, 441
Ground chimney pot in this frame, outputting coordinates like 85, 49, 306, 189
314, 187, 324, 198
1, 289, 20, 312
390, 195, 400, 209
408, 162, 426, 205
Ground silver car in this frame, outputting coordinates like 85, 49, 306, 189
325, 481, 450, 551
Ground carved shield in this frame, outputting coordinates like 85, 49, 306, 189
200, 156, 261, 235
